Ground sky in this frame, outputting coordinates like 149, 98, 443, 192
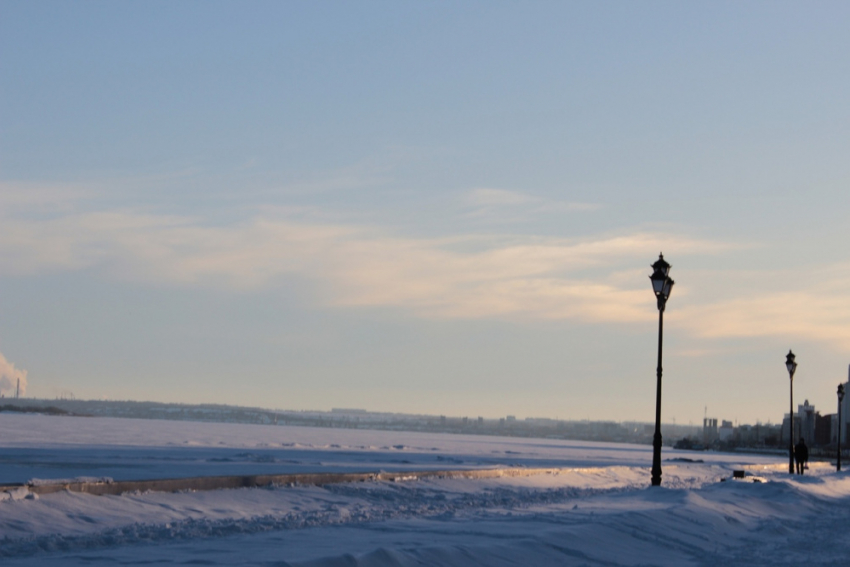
2, 1, 850, 425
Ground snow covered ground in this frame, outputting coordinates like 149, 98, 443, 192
2, 413, 850, 566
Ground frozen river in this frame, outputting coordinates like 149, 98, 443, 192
2, 412, 849, 566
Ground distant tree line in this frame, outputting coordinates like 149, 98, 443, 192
0, 404, 73, 416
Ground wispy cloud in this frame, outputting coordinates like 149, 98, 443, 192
15, 182, 846, 347
466, 188, 538, 206
0, 198, 727, 324
0, 181, 97, 215
678, 285, 850, 350
463, 188, 601, 222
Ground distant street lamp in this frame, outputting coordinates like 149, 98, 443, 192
649, 253, 674, 487
838, 383, 845, 472
786, 350, 797, 475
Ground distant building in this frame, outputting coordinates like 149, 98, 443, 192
782, 415, 800, 445
703, 418, 718, 445
782, 400, 819, 445
719, 420, 734, 442
799, 400, 816, 444
815, 413, 832, 446
831, 409, 849, 445
837, 377, 850, 444
735, 422, 779, 446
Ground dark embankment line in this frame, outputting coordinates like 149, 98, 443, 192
2, 467, 567, 497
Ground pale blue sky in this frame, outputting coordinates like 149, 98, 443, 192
2, 1, 850, 424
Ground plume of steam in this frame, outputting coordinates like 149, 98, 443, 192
0, 352, 27, 397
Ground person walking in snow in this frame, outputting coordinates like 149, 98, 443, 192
795, 439, 809, 474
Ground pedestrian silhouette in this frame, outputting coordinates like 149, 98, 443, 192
795, 439, 809, 474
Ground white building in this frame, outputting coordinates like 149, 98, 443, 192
718, 420, 735, 442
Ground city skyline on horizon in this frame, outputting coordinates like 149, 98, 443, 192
3, 387, 835, 430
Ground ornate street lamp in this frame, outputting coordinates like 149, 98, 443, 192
786, 350, 797, 475
838, 384, 845, 472
649, 253, 674, 487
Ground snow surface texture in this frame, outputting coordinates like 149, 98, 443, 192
2, 413, 850, 566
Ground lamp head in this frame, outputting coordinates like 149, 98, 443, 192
785, 350, 797, 378
649, 253, 674, 308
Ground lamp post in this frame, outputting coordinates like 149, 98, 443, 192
786, 350, 797, 475
838, 384, 845, 472
649, 253, 674, 487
